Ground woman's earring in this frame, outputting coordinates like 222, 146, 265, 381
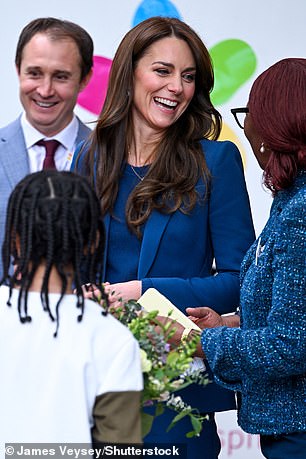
260, 142, 265, 153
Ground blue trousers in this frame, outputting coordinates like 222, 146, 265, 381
260, 431, 306, 459
144, 406, 221, 459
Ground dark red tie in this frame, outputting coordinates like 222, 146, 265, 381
36, 139, 60, 170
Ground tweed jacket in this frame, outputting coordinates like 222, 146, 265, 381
202, 170, 306, 434
0, 116, 91, 280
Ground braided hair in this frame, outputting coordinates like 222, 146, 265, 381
1, 170, 107, 336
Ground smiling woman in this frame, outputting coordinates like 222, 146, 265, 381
132, 36, 196, 137
72, 16, 255, 459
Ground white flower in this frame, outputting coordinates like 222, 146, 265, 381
149, 377, 165, 390
166, 394, 190, 411
140, 349, 152, 373
158, 391, 170, 402
171, 378, 185, 389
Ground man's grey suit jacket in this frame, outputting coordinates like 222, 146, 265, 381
0, 116, 91, 280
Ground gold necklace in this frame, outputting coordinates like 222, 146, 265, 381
130, 164, 145, 181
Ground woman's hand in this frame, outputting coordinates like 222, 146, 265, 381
78, 283, 101, 299
155, 315, 205, 358
79, 280, 142, 310
186, 307, 240, 328
105, 280, 142, 306
155, 315, 185, 347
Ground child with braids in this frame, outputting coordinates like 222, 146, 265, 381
0, 170, 143, 445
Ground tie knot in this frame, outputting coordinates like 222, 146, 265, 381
36, 139, 60, 152
36, 139, 61, 170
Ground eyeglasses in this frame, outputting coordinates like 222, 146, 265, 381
231, 107, 249, 129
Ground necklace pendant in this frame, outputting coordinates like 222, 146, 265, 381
131, 165, 145, 181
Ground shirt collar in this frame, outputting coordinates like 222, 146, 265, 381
21, 113, 79, 151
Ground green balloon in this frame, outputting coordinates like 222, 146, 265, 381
210, 39, 257, 105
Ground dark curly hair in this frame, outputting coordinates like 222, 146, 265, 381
1, 170, 107, 336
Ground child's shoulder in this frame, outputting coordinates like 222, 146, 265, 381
82, 298, 135, 339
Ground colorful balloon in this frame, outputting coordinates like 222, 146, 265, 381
77, 55, 112, 115
210, 39, 257, 106
132, 0, 181, 26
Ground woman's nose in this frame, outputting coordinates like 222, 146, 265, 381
167, 75, 183, 94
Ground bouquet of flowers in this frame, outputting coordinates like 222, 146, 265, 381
110, 299, 210, 438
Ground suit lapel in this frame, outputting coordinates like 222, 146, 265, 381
75, 118, 91, 145
103, 210, 171, 280
138, 210, 171, 278
0, 119, 29, 187
0, 117, 91, 186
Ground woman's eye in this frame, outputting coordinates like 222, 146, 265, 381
183, 73, 195, 82
155, 68, 169, 75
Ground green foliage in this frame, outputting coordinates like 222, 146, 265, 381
112, 299, 210, 438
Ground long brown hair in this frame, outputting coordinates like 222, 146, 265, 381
82, 16, 222, 236
248, 58, 306, 192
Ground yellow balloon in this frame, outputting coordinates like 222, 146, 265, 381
219, 123, 247, 169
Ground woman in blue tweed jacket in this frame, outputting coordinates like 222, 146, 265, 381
185, 58, 306, 459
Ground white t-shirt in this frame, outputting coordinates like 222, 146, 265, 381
0, 286, 143, 444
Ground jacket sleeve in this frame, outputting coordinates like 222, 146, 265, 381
142, 141, 255, 314
201, 194, 306, 387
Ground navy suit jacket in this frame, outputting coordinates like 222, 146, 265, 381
0, 116, 91, 280
73, 138, 255, 413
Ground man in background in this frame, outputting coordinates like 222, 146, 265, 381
0, 17, 94, 279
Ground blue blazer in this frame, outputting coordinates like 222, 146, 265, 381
0, 116, 91, 280
72, 138, 255, 413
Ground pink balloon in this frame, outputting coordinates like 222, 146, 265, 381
77, 55, 112, 115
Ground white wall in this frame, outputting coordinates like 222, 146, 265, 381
1, 0, 305, 236
1, 2, 305, 457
